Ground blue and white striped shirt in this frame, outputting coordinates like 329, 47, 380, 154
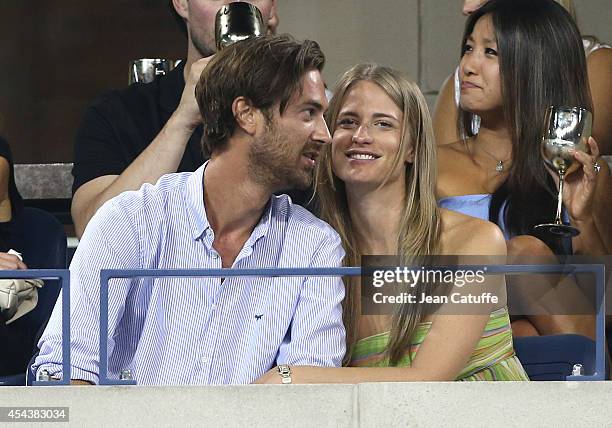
33, 164, 346, 385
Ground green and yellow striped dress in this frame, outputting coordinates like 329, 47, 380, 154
350, 307, 529, 380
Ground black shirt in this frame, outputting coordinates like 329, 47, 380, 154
71, 61, 312, 207
71, 61, 204, 194
0, 137, 24, 253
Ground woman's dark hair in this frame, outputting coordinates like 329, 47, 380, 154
458, 0, 592, 253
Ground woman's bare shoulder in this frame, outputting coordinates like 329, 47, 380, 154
438, 140, 473, 173
439, 208, 506, 257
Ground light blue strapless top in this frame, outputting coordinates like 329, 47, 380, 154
438, 194, 514, 240
438, 194, 571, 247
438, 194, 492, 221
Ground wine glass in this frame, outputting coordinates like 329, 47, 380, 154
534, 106, 592, 237
215, 2, 266, 51
128, 59, 175, 85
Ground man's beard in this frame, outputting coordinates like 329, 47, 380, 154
248, 121, 313, 192
190, 26, 216, 58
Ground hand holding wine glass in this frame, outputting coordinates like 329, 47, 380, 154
558, 136, 602, 223
535, 106, 594, 237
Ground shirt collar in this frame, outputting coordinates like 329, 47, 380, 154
248, 198, 273, 246
185, 161, 274, 244
185, 162, 209, 240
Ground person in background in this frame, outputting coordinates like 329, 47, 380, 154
70, 0, 279, 237
0, 136, 31, 377
0, 137, 25, 269
433, 0, 612, 155
436, 0, 610, 336
255, 64, 528, 384
33, 35, 345, 386
0, 134, 31, 315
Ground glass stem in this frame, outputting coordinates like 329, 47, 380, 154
555, 171, 565, 225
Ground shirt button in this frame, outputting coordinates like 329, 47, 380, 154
201, 356, 208, 364
211, 304, 217, 311
212, 253, 219, 259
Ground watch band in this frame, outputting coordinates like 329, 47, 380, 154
277, 364, 292, 384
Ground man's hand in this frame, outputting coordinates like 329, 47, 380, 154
0, 251, 27, 270
175, 56, 214, 131
72, 55, 215, 237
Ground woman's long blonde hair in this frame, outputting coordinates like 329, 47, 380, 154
316, 64, 441, 365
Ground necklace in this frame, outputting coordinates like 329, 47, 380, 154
477, 144, 511, 173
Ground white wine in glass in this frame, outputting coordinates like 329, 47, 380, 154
534, 106, 592, 237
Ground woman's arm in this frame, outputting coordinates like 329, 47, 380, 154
254, 311, 491, 384
254, 222, 507, 384
587, 48, 612, 155
432, 72, 461, 146
572, 161, 612, 255
564, 138, 612, 254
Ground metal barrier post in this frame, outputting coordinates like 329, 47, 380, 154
0, 269, 71, 386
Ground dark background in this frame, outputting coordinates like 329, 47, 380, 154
0, 0, 185, 163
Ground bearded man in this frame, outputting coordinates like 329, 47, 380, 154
34, 35, 345, 385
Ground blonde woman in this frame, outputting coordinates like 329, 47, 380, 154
255, 64, 528, 383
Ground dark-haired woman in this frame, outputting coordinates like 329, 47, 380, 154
437, 0, 611, 337
434, 0, 612, 155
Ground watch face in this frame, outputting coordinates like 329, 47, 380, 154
277, 365, 291, 381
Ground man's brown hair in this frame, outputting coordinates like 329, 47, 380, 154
195, 34, 325, 154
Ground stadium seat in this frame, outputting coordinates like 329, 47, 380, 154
513, 334, 603, 381
0, 207, 66, 386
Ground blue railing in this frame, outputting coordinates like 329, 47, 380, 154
0, 269, 71, 386
97, 264, 606, 384
5, 264, 604, 384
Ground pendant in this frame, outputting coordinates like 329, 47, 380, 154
496, 161, 504, 172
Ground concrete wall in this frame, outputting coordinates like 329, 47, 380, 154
1, 382, 612, 427
277, 0, 612, 111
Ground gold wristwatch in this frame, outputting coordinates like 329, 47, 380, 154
277, 364, 292, 384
